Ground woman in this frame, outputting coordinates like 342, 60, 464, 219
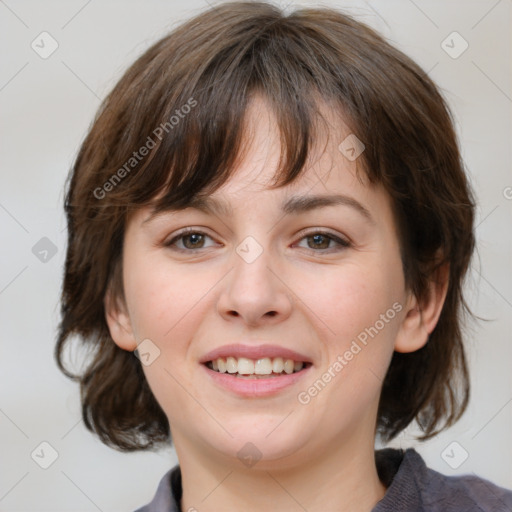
56, 2, 512, 510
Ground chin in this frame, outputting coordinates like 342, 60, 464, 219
204, 420, 314, 469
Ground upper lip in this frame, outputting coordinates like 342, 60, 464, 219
200, 343, 312, 364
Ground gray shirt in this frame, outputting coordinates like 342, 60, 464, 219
134, 448, 512, 511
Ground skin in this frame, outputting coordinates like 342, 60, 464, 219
106, 96, 448, 512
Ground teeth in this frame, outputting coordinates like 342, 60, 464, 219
208, 356, 305, 375
272, 357, 284, 373
255, 357, 272, 375
226, 356, 237, 374
237, 357, 255, 374
284, 359, 294, 374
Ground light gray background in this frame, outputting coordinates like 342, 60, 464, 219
1, 0, 511, 510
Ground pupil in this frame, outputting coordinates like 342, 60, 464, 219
310, 234, 328, 249
186, 234, 203, 248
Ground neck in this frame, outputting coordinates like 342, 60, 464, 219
174, 433, 386, 512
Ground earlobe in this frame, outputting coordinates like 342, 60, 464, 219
394, 262, 449, 354
104, 291, 138, 351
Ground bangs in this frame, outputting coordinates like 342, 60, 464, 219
97, 7, 364, 217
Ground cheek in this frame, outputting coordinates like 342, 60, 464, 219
310, 261, 402, 341
123, 255, 206, 341
297, 265, 402, 420
124, 259, 213, 423
302, 259, 404, 407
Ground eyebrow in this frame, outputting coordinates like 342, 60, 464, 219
143, 193, 374, 225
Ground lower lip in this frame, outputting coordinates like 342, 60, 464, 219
201, 364, 311, 397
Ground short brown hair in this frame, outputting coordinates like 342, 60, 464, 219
56, 1, 475, 451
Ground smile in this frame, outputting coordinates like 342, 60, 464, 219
205, 356, 310, 378
200, 343, 313, 396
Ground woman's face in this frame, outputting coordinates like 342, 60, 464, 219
110, 97, 418, 468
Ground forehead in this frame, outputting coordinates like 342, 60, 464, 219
208, 95, 376, 207
136, 95, 397, 234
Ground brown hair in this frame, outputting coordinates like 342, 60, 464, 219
56, 1, 475, 451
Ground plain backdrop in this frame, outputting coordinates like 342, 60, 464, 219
1, 0, 511, 510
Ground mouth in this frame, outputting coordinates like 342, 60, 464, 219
200, 343, 313, 396
204, 356, 312, 379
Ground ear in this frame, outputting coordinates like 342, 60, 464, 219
104, 289, 138, 352
394, 262, 449, 353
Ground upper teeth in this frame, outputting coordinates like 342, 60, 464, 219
210, 357, 304, 375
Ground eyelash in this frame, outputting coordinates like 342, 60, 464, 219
164, 227, 351, 254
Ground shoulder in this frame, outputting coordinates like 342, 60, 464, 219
133, 465, 181, 512
374, 447, 512, 512
134, 450, 512, 512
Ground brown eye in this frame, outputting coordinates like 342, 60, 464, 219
296, 231, 351, 253
181, 233, 205, 249
307, 234, 330, 249
165, 229, 217, 251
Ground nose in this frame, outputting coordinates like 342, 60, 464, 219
216, 243, 293, 327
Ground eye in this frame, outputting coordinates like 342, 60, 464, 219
295, 231, 351, 252
164, 228, 218, 251
163, 228, 351, 254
